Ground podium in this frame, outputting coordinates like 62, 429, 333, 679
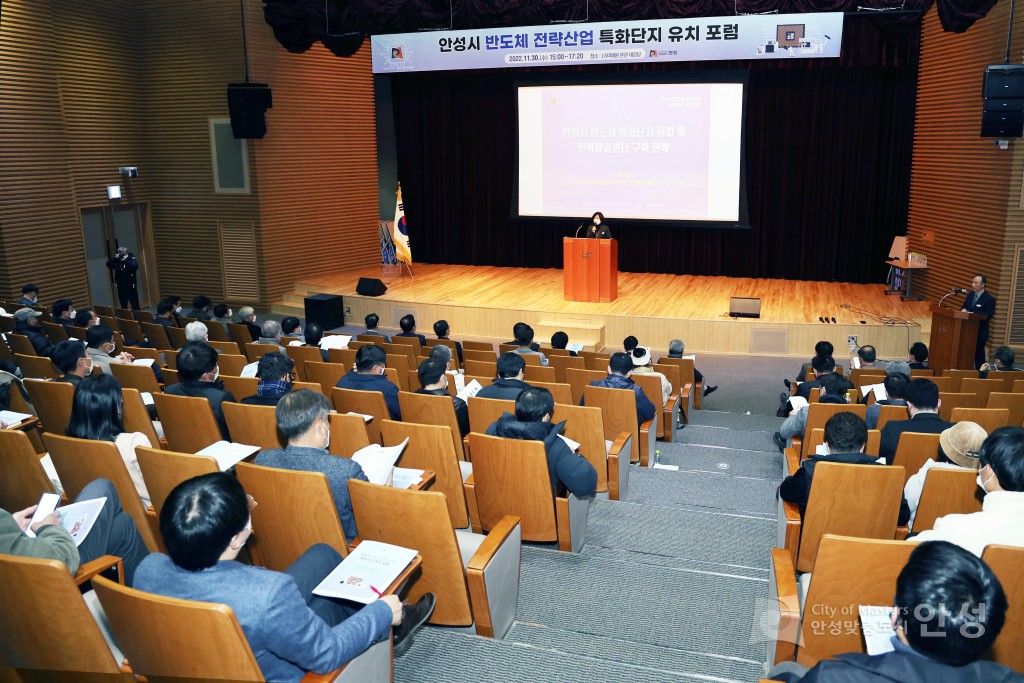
563, 237, 617, 303
929, 306, 985, 371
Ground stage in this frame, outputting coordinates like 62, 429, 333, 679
274, 264, 933, 358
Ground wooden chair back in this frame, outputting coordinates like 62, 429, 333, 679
124, 346, 162, 363
328, 412, 372, 457
1014, 379, 1024, 393
523, 365, 556, 383
892, 432, 942, 484
326, 347, 357, 369
43, 433, 160, 552
528, 380, 573, 405
464, 359, 498, 378
406, 369, 423, 392
355, 334, 386, 347
383, 420, 469, 528
23, 378, 74, 435
927, 375, 953, 393
219, 375, 258, 400
938, 392, 981, 421
383, 343, 417, 370
98, 314, 120, 331
849, 369, 886, 389
213, 353, 247, 378
0, 555, 132, 680
164, 324, 187, 349
398, 390, 466, 460
581, 351, 610, 371
93, 305, 115, 317
15, 354, 59, 380
468, 396, 515, 436
797, 462, 905, 573
151, 392, 223, 454
284, 345, 323, 382
875, 404, 909, 433
548, 354, 585, 384
385, 353, 412, 392
120, 388, 161, 449
517, 353, 542, 367
909, 368, 935, 377
426, 338, 461, 370
332, 387, 388, 444
657, 357, 697, 389
468, 432, 556, 541
113, 307, 134, 320
551, 402, 609, 496
463, 348, 497, 363
0, 430, 56, 511
207, 340, 243, 356
583, 384, 641, 463
940, 368, 980, 392
349, 478, 472, 625
139, 322, 173, 351
41, 321, 69, 343
800, 404, 867, 459
460, 340, 491, 352
497, 343, 518, 355
543, 346, 570, 357
960, 378, 1010, 407
202, 319, 230, 342
244, 342, 277, 363
912, 467, 983, 532
116, 318, 146, 344
135, 446, 219, 518
227, 322, 253, 348
222, 402, 286, 450
950, 407, 1011, 434
305, 361, 348, 395
987, 392, 1024, 427
632, 373, 666, 438
805, 428, 881, 457
981, 544, 1024, 672
8, 334, 37, 356
234, 462, 348, 570
796, 535, 915, 668
109, 362, 162, 395
389, 335, 423, 355
65, 325, 90, 341
91, 575, 265, 682
653, 363, 683, 396
565, 367, 607, 405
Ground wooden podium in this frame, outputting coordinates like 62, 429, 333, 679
563, 237, 618, 303
929, 306, 985, 371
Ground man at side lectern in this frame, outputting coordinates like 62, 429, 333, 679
586, 211, 612, 239
961, 274, 996, 369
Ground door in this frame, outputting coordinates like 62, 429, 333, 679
80, 204, 158, 308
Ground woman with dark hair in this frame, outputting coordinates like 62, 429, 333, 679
587, 211, 612, 239
303, 322, 330, 361
66, 374, 152, 506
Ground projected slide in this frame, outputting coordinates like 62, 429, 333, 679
518, 82, 744, 222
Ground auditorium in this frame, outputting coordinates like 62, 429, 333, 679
1, 0, 1024, 681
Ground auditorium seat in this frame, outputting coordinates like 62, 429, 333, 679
384, 353, 412, 391
136, 446, 219, 520
552, 402, 630, 501
523, 364, 555, 383
398, 390, 466, 460
949, 406, 1011, 434
891, 432, 941, 485
940, 368, 980, 392
304, 361, 349, 394
633, 372, 679, 443
222, 402, 285, 450
425, 338, 461, 370
564, 367, 606, 406
981, 544, 1024, 672
960, 377, 1013, 406
23, 378, 74, 436
388, 335, 422, 356
467, 396, 515, 438
285, 345, 325, 382
463, 348, 498, 363
497, 343, 518, 355
227, 322, 253, 349
327, 347, 357, 368
355, 333, 386, 347
804, 427, 880, 458
139, 321, 173, 351
986, 392, 1024, 426
384, 343, 417, 369
657, 356, 701, 415
332, 387, 388, 444
583, 384, 656, 466
874, 404, 909, 432
121, 388, 162, 449
937, 391, 981, 421
526, 380, 572, 405
110, 363, 162, 395
912, 467, 982, 532
8, 334, 37, 356
926, 375, 952, 392
795, 404, 866, 460
0, 429, 58, 511
116, 318, 146, 346
327, 412, 372, 458
164, 326, 186, 349
548, 353, 585, 384
201, 319, 231, 342
464, 359, 498, 378
580, 351, 610, 371
41, 320, 69, 343
151, 393, 223, 454
244, 342, 278, 363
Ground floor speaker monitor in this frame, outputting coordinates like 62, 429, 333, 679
356, 278, 388, 297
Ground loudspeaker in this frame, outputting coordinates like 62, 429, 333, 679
356, 278, 388, 297
729, 297, 761, 319
304, 294, 344, 330
983, 65, 1024, 99
982, 65, 1024, 138
227, 82, 273, 140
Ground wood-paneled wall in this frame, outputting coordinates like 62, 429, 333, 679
907, 2, 1024, 348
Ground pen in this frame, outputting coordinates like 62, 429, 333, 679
370, 585, 383, 597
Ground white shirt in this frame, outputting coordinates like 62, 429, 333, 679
912, 491, 1024, 556
904, 459, 967, 529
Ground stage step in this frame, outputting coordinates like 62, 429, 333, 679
534, 320, 605, 351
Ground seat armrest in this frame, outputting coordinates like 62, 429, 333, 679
608, 432, 632, 501
894, 525, 909, 541
75, 555, 124, 586
776, 495, 802, 562
464, 474, 482, 534
555, 492, 590, 553
768, 548, 800, 668
409, 470, 436, 490
693, 381, 703, 410
462, 436, 471, 461
784, 448, 800, 477
639, 415, 656, 467
663, 394, 680, 443
466, 515, 522, 639
678, 382, 693, 426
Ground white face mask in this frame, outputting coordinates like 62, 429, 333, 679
67, 309, 76, 319
319, 420, 331, 450
594, 218, 601, 226
175, 306, 182, 314
81, 359, 94, 374
977, 469, 994, 493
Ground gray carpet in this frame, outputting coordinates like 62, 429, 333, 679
688, 410, 785, 433
686, 354, 798, 417
653, 442, 784, 480
624, 468, 781, 517
672, 425, 780, 453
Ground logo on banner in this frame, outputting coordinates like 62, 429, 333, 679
391, 46, 404, 60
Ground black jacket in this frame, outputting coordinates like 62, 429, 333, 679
962, 290, 996, 338
879, 413, 954, 466
791, 648, 1023, 682
485, 414, 597, 497
105, 253, 139, 287
414, 387, 469, 437
165, 380, 236, 440
476, 378, 531, 401
778, 452, 910, 525
505, 340, 540, 352
13, 321, 55, 358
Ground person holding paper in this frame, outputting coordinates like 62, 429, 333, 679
241, 352, 296, 407
165, 342, 236, 440
414, 359, 469, 438
550, 331, 578, 357
255, 390, 368, 542
486, 387, 597, 498
302, 322, 331, 361
0, 478, 149, 585
335, 345, 401, 421
135, 473, 435, 683
476, 353, 532, 401
878, 379, 953, 466
864, 366, 909, 430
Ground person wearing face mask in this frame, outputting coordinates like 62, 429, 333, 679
414, 358, 469, 438
17, 283, 40, 308
85, 324, 135, 375
51, 299, 76, 329
12, 308, 56, 357
164, 341, 236, 440
903, 422, 987, 530
587, 211, 612, 239
912, 426, 1024, 555
74, 308, 100, 329
241, 352, 295, 407
52, 340, 94, 385
106, 246, 141, 311
255, 390, 368, 542
151, 299, 177, 328
237, 306, 262, 343
335, 345, 401, 421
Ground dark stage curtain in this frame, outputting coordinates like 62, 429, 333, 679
389, 17, 921, 283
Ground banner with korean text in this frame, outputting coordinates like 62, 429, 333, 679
371, 13, 843, 74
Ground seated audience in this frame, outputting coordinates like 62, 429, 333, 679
13, 308, 55, 357
396, 314, 427, 346
853, 344, 878, 369
795, 340, 835, 383
187, 295, 213, 321
629, 347, 671, 408
476, 352, 530, 400
51, 299, 75, 328
775, 372, 853, 450
280, 316, 301, 337
428, 343, 456, 371
879, 378, 954, 466
51, 339, 92, 385
213, 303, 233, 328
486, 387, 597, 498
134, 473, 434, 681
432, 319, 463, 363
237, 306, 261, 342
795, 355, 836, 401
86, 324, 134, 375
303, 322, 330, 361
74, 308, 99, 329
66, 374, 152, 507
255, 390, 366, 541
779, 412, 910, 524
864, 368, 910, 430
257, 320, 287, 352
623, 336, 639, 353
550, 331, 578, 356
982, 345, 1019, 378
165, 342, 236, 440
414, 358, 469, 438
241, 352, 295, 407
363, 313, 390, 342
511, 323, 548, 366
17, 283, 40, 308
1, 477, 148, 585
770, 541, 1016, 682
904, 421, 987, 529
912, 426, 1024, 555
162, 295, 185, 326
666, 339, 716, 396
582, 352, 656, 426
335, 345, 400, 420
185, 320, 209, 343
505, 322, 540, 352
907, 341, 929, 370
152, 299, 177, 328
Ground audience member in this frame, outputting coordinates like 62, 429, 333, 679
280, 316, 301, 337
66, 374, 152, 506
86, 324, 134, 374
74, 308, 99, 329
865, 370, 909, 430
629, 347, 671, 408
237, 306, 261, 342
396, 314, 427, 346
912, 426, 1024, 555
152, 300, 177, 328
505, 322, 540, 352
415, 358, 469, 438
162, 295, 185, 326
486, 387, 597, 497
187, 295, 213, 320
241, 352, 295, 407
476, 353, 531, 400
853, 344, 878, 369
795, 341, 835, 383
134, 473, 434, 681
363, 313, 390, 342
51, 299, 75, 328
583, 352, 656, 426
185, 320, 209, 343
13, 308, 55, 357
335, 345, 400, 420
427, 343, 455, 370
255, 391, 366, 541
550, 331, 578, 357
51, 340, 92, 385
212, 303, 233, 331
775, 372, 853, 450
432, 319, 463, 363
17, 283, 39, 307
511, 323, 548, 366
623, 336, 639, 353
666, 339, 716, 396
879, 379, 953, 466
795, 355, 836, 401
904, 421, 987, 529
779, 412, 910, 524
907, 341, 929, 370
257, 320, 287, 353
303, 322, 330, 361
165, 342, 236, 440
0, 478, 148, 585
981, 345, 1019, 378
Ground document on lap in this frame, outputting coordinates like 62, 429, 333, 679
313, 541, 418, 604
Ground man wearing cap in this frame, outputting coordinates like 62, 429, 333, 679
12, 308, 55, 357
628, 347, 671, 408
903, 422, 987, 530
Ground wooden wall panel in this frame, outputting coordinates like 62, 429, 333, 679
907, 2, 1024, 348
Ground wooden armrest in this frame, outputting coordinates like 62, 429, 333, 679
608, 432, 630, 456
663, 395, 680, 443
467, 515, 521, 572
894, 525, 909, 541
780, 501, 801, 563
554, 495, 571, 552
638, 418, 654, 466
463, 475, 481, 534
784, 448, 800, 477
378, 554, 421, 597
75, 555, 124, 586
301, 667, 346, 682
409, 470, 436, 490
769, 548, 800, 666
462, 436, 471, 461
790, 435, 803, 458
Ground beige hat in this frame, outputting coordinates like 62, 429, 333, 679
939, 421, 987, 469
631, 346, 652, 367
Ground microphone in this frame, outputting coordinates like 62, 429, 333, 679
818, 316, 825, 323
574, 224, 584, 238
831, 317, 837, 324
952, 288, 968, 294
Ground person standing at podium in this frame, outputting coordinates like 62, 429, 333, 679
961, 274, 996, 369
586, 211, 612, 239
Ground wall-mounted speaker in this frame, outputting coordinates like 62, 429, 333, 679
227, 82, 272, 140
982, 65, 1024, 138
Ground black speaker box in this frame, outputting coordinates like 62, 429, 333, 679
983, 65, 1024, 99
981, 122, 1024, 138
227, 82, 273, 140
304, 294, 344, 330
356, 278, 388, 297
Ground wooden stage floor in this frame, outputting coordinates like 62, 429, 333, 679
283, 264, 933, 358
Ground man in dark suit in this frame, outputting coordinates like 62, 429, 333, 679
796, 355, 836, 401
477, 352, 531, 401
879, 378, 954, 466
395, 314, 427, 347
165, 342, 237, 440
961, 274, 996, 370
